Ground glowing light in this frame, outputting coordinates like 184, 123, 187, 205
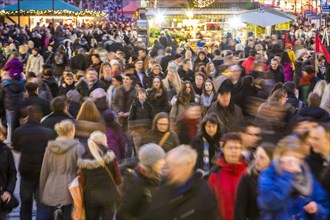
229, 17, 244, 29
155, 12, 164, 24
186, 11, 194, 19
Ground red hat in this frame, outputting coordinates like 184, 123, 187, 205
285, 43, 293, 49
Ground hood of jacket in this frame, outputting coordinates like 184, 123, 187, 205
77, 150, 115, 170
47, 138, 80, 154
215, 156, 247, 176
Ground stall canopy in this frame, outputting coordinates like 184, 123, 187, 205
239, 7, 296, 27
0, 0, 81, 12
116, 1, 139, 14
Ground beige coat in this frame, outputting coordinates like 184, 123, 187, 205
39, 138, 85, 206
26, 54, 44, 76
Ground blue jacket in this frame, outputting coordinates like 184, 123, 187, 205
258, 162, 330, 220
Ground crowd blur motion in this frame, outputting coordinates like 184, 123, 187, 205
0, 11, 329, 220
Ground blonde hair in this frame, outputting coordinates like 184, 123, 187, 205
76, 99, 102, 122
167, 145, 197, 167
88, 131, 108, 167
312, 80, 327, 98
274, 135, 308, 158
54, 119, 75, 137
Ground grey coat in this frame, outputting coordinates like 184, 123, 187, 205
39, 137, 85, 206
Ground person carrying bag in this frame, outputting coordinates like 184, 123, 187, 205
76, 131, 122, 220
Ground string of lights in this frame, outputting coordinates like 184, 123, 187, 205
0, 9, 107, 17
193, 0, 215, 8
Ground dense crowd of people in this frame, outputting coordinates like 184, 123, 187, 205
0, 14, 329, 220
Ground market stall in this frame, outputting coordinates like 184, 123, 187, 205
0, 0, 107, 27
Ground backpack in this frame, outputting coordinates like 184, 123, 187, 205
54, 53, 64, 65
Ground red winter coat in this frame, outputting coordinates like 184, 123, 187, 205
208, 157, 247, 220
241, 56, 255, 74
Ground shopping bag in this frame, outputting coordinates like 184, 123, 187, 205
68, 175, 85, 220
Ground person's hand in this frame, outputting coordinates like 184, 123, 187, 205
118, 112, 124, 117
1, 191, 11, 203
280, 157, 301, 173
304, 201, 318, 214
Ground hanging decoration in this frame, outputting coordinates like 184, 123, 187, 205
193, 0, 215, 8
0, 9, 107, 17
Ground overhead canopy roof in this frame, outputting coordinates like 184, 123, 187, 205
238, 7, 296, 27
116, 1, 139, 14
0, 0, 81, 11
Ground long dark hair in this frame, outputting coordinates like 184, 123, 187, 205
177, 81, 196, 105
281, 51, 291, 65
200, 113, 222, 141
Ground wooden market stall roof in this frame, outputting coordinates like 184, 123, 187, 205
0, 0, 107, 17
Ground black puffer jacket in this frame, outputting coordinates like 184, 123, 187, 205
0, 79, 25, 111
144, 171, 217, 220
77, 150, 121, 208
0, 142, 17, 195
117, 166, 161, 220
12, 120, 54, 181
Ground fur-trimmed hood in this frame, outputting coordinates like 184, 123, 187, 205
77, 150, 116, 170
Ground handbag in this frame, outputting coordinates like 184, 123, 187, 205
0, 194, 19, 212
69, 170, 86, 220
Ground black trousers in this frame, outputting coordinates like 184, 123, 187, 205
20, 177, 40, 220
85, 205, 115, 220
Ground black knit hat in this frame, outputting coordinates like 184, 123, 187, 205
217, 79, 233, 94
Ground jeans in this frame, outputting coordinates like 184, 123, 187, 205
5, 109, 18, 145
20, 178, 41, 220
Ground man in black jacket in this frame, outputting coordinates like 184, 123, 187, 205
75, 68, 107, 97
206, 79, 244, 133
70, 48, 88, 71
0, 127, 17, 219
13, 105, 54, 220
21, 82, 51, 117
41, 96, 74, 130
144, 145, 217, 220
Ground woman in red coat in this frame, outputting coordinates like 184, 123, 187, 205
208, 132, 247, 220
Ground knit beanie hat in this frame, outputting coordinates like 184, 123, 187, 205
102, 110, 115, 122
138, 143, 165, 166
217, 79, 233, 94
90, 88, 106, 100
66, 90, 81, 102
6, 58, 23, 80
